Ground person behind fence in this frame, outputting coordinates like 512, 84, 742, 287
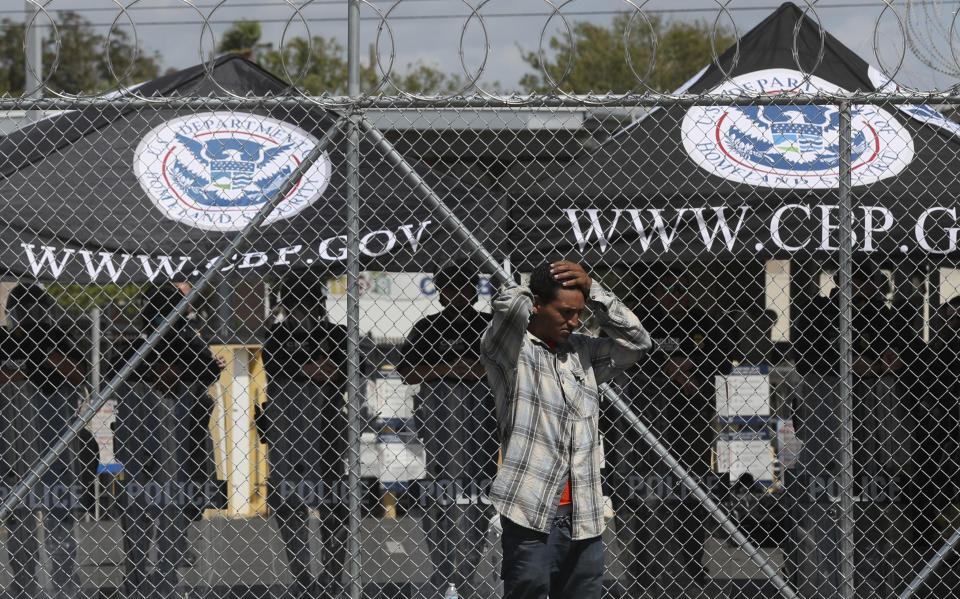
909, 295, 960, 568
607, 267, 735, 595
257, 274, 365, 599
791, 264, 917, 598
112, 283, 222, 599
481, 261, 651, 599
0, 283, 86, 599
170, 280, 223, 558
397, 264, 499, 598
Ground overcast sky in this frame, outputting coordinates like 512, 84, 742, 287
11, 0, 960, 92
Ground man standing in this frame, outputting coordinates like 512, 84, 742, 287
397, 265, 498, 598
1, 283, 86, 599
113, 283, 222, 599
791, 265, 915, 598
259, 275, 359, 599
608, 268, 735, 595
911, 296, 960, 578
481, 261, 650, 599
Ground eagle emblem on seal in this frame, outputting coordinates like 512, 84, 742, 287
723, 105, 869, 171
169, 133, 295, 207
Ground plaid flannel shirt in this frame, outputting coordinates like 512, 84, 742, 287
481, 282, 650, 539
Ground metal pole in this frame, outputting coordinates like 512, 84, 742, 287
360, 117, 798, 599
24, 1, 42, 120
24, 2, 41, 94
345, 1, 363, 598
0, 118, 344, 521
89, 304, 101, 521
90, 305, 101, 396
837, 101, 856, 599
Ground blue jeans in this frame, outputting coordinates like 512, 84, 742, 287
500, 516, 603, 599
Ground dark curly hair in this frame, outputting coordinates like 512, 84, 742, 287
529, 262, 585, 303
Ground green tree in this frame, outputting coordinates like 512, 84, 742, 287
391, 61, 472, 95
260, 36, 359, 94
217, 19, 269, 59
102, 26, 161, 87
0, 11, 160, 95
46, 284, 142, 317
219, 19, 475, 95
520, 13, 734, 93
0, 17, 26, 94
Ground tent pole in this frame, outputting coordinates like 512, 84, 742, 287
0, 118, 345, 522
345, 2, 363, 598
837, 101, 856, 599
359, 117, 798, 599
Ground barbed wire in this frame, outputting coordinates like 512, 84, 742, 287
904, 0, 960, 78
5, 90, 960, 110
0, 1, 901, 18
8, 0, 960, 101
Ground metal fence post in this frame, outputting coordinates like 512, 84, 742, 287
837, 100, 856, 599
345, 1, 363, 598
89, 304, 101, 521
23, 0, 42, 119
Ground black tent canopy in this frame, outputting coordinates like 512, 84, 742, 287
0, 55, 504, 283
508, 2, 960, 268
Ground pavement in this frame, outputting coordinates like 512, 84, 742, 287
0, 514, 807, 599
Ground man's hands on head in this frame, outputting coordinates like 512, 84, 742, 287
551, 261, 592, 294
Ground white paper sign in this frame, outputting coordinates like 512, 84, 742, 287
358, 432, 427, 482
378, 433, 426, 483
87, 397, 118, 469
366, 369, 414, 421
716, 372, 770, 418
716, 430, 774, 482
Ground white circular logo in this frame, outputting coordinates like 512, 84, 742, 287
682, 69, 914, 189
133, 112, 332, 231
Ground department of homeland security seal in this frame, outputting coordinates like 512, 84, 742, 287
681, 69, 914, 189
133, 112, 332, 231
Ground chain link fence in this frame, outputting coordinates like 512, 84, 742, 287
1, 1, 960, 599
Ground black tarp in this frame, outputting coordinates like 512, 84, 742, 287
0, 55, 504, 283
509, 2, 960, 267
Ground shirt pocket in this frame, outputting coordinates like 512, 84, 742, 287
560, 364, 597, 420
